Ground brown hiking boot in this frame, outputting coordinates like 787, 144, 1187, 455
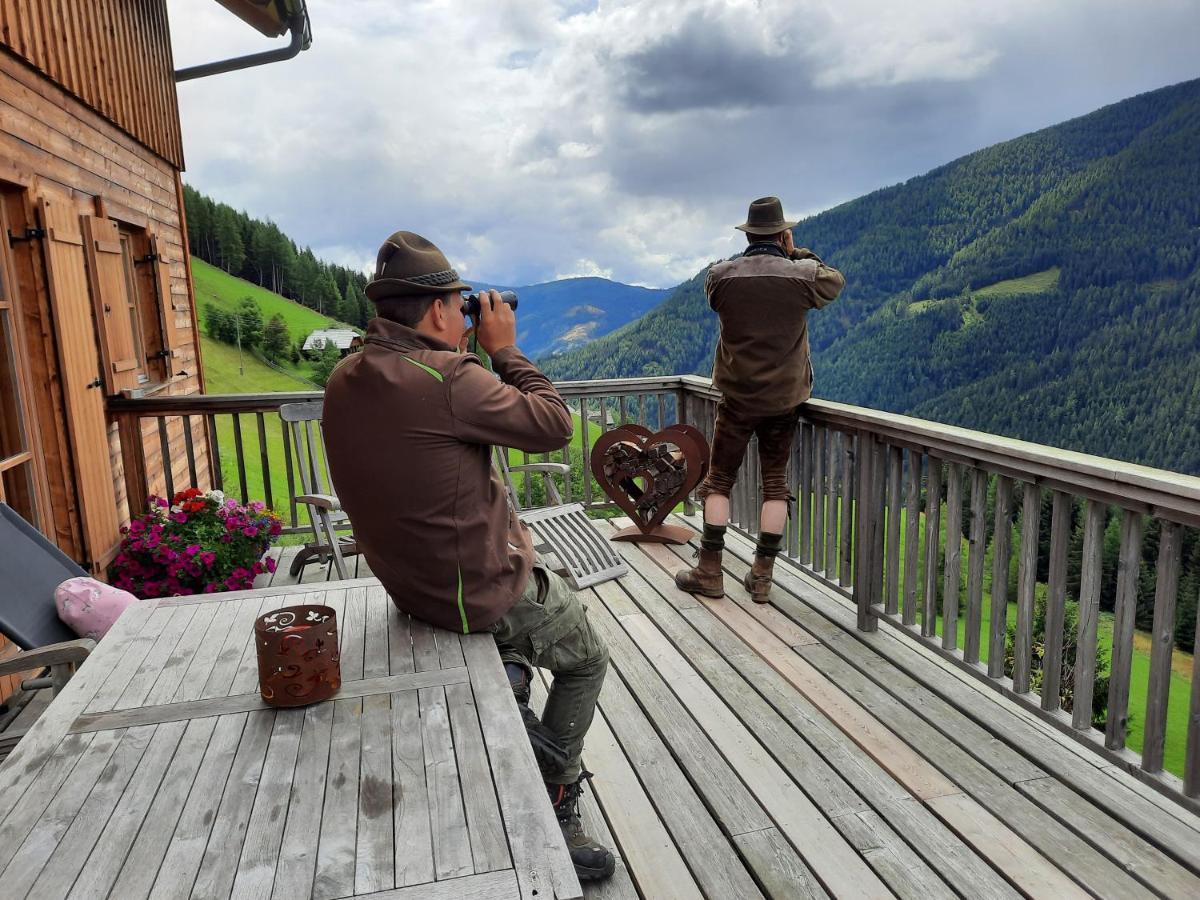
548, 773, 616, 881
743, 554, 775, 603
674, 548, 724, 598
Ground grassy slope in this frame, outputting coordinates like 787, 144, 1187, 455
192, 259, 355, 382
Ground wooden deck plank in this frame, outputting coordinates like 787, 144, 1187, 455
335, 868, 520, 899
599, 533, 962, 899
582, 600, 769, 898
190, 710, 277, 899
355, 693, 397, 895
314, 698, 363, 900
229, 708, 307, 899
445, 681, 511, 874
708, 525, 1169, 897
618, 610, 890, 898
530, 671, 648, 900
461, 634, 583, 900
20, 725, 156, 898
148, 713, 248, 899
421, 684, 474, 880
712, 521, 1200, 882
67, 721, 188, 900
391, 689, 435, 887
272, 701, 335, 900
110, 717, 218, 900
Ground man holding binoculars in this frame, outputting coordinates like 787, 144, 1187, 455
323, 231, 616, 881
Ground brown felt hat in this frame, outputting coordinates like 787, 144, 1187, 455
364, 231, 472, 302
735, 196, 798, 235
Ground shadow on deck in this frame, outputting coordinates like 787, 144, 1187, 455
274, 516, 1200, 899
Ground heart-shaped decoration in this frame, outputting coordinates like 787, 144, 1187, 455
590, 424, 710, 532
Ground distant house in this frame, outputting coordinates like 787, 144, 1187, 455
303, 329, 363, 357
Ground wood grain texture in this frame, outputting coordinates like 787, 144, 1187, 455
0, 0, 184, 165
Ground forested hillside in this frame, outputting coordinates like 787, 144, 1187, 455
184, 186, 374, 328
185, 187, 673, 353
542, 77, 1200, 474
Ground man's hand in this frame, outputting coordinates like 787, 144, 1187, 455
476, 289, 517, 356
782, 229, 795, 256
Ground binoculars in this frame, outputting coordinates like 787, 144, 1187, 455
463, 290, 518, 318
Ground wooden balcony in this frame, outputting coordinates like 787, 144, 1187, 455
107, 377, 1200, 896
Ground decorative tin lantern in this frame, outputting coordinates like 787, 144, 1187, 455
255, 605, 341, 707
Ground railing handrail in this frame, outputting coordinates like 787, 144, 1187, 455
109, 374, 1200, 525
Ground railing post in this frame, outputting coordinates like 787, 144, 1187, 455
678, 386, 696, 516
116, 412, 149, 518
854, 430, 879, 632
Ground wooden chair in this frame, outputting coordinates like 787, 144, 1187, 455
279, 400, 358, 581
497, 450, 627, 590
0, 503, 97, 760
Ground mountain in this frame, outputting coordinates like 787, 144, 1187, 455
542, 78, 1200, 474
475, 277, 671, 358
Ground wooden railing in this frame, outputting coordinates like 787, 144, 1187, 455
109, 375, 1200, 811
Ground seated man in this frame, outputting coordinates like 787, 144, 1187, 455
322, 231, 615, 881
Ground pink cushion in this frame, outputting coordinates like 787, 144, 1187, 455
55, 577, 138, 641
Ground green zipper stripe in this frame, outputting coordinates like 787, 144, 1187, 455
401, 355, 444, 382
457, 566, 470, 634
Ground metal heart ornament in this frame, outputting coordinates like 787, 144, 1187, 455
590, 424, 709, 533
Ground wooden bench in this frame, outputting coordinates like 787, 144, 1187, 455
0, 579, 581, 899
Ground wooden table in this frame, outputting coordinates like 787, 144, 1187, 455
0, 581, 582, 900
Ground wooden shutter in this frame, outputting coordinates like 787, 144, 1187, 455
36, 195, 122, 572
80, 215, 140, 394
151, 235, 188, 363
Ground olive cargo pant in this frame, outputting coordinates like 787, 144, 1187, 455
489, 561, 609, 784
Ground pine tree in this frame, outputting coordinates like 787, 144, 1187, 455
214, 205, 246, 274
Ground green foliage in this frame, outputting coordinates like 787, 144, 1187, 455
311, 344, 342, 388
262, 314, 290, 362
1003, 592, 1113, 728
236, 297, 264, 348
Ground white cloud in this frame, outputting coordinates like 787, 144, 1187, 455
168, 0, 1200, 287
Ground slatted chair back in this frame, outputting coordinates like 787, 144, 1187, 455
279, 399, 353, 580
280, 399, 333, 500
491, 449, 626, 591
0, 503, 85, 649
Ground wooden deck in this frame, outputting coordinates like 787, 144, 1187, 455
269, 516, 1200, 899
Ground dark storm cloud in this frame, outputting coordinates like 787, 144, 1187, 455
609, 11, 805, 113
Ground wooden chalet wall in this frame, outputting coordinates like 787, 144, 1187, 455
0, 3, 208, 692
0, 0, 184, 168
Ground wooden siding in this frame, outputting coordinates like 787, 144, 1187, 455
0, 0, 183, 168
0, 43, 203, 702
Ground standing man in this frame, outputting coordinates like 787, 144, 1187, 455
323, 231, 615, 881
676, 198, 845, 602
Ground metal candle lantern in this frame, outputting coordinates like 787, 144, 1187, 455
255, 605, 341, 707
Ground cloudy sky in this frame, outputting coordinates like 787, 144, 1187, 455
167, 0, 1199, 288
